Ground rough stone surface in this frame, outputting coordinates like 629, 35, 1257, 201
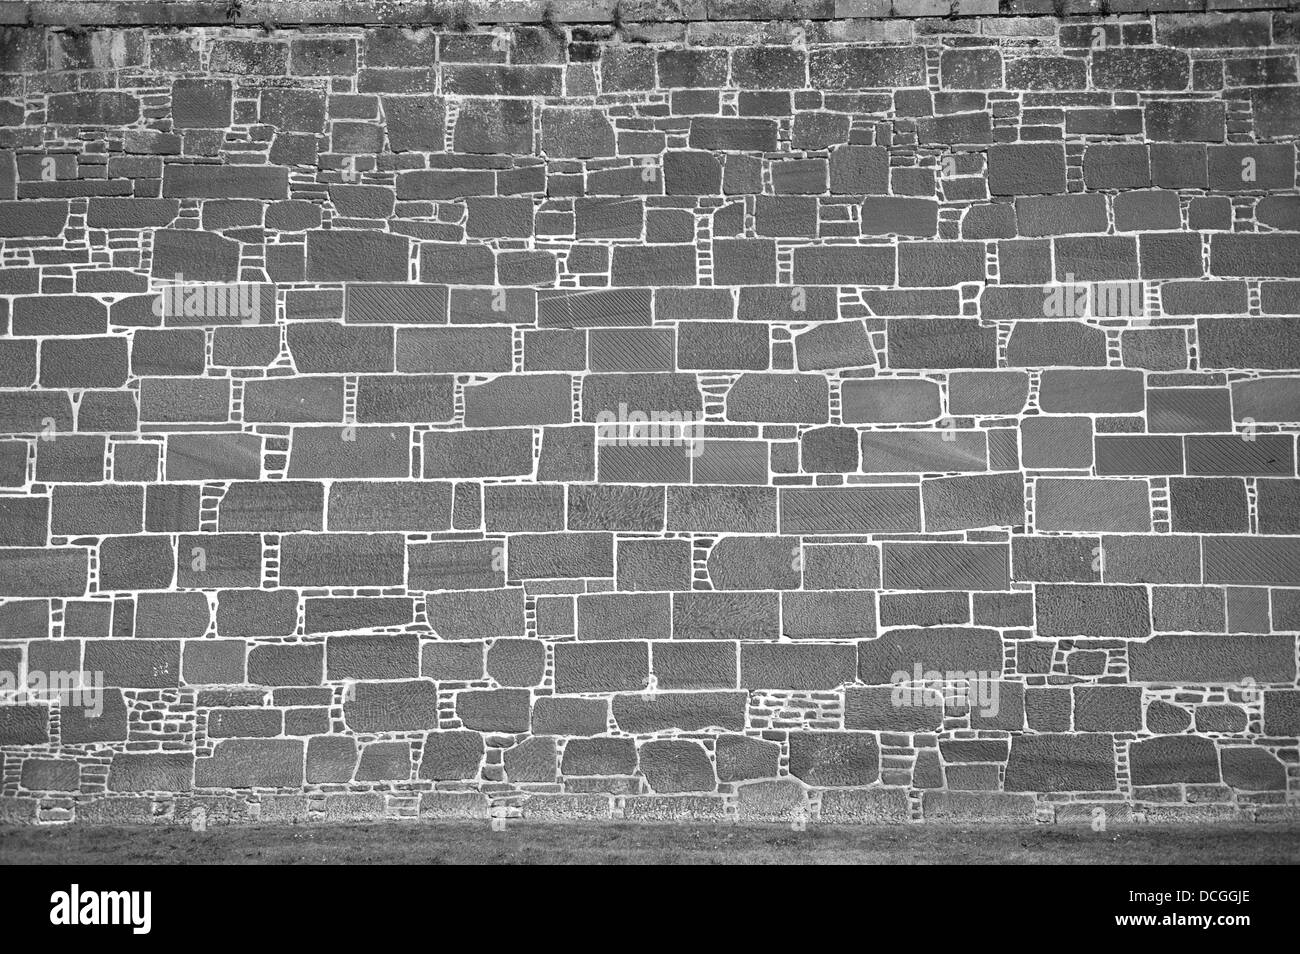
0, 9, 1296, 827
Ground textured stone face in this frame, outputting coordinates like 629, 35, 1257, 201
1, 7, 1297, 828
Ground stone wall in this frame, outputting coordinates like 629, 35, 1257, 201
0, 1, 1298, 827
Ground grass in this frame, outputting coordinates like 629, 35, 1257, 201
3, 822, 1298, 865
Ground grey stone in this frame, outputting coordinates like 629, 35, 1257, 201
419, 731, 484, 781
110, 753, 194, 793
1130, 736, 1220, 785
1035, 478, 1151, 533
922, 791, 1037, 823
788, 732, 880, 787
741, 644, 856, 690
554, 641, 648, 694
344, 680, 438, 733
456, 689, 530, 733
1035, 584, 1149, 639
561, 737, 637, 777
1130, 634, 1295, 684
842, 379, 941, 423
638, 740, 715, 794
715, 734, 780, 782
858, 627, 1004, 685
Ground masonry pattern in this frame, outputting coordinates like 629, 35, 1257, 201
1, 4, 1299, 827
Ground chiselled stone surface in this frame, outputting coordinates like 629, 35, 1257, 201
0, 6, 1297, 826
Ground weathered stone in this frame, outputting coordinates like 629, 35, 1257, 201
456, 689, 530, 733
1220, 747, 1286, 791
638, 740, 715, 794
613, 692, 747, 734
306, 736, 358, 784
561, 737, 637, 777
195, 741, 300, 789
735, 779, 809, 822
788, 732, 880, 787
343, 680, 438, 732
819, 789, 910, 824
858, 628, 1003, 685
108, 753, 192, 795
1130, 736, 1220, 785
1005, 734, 1117, 792
922, 791, 1037, 823
419, 792, 491, 819
418, 731, 484, 781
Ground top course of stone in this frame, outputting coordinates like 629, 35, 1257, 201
4, 0, 1299, 28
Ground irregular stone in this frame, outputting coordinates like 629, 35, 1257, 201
788, 732, 880, 787
638, 739, 715, 794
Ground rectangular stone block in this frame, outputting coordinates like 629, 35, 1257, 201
1203, 537, 1300, 586
195, 739, 303, 789
782, 591, 877, 639
287, 427, 411, 479
1035, 478, 1151, 533
883, 542, 1010, 591
1035, 584, 1150, 639
279, 533, 405, 587
0, 548, 87, 597
343, 680, 438, 733
577, 592, 671, 641
85, 639, 181, 688
740, 643, 856, 690
553, 641, 648, 694
109, 753, 193, 793
425, 588, 525, 639
508, 533, 613, 580
861, 432, 987, 473
780, 487, 922, 534
673, 591, 780, 640
858, 627, 1004, 685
